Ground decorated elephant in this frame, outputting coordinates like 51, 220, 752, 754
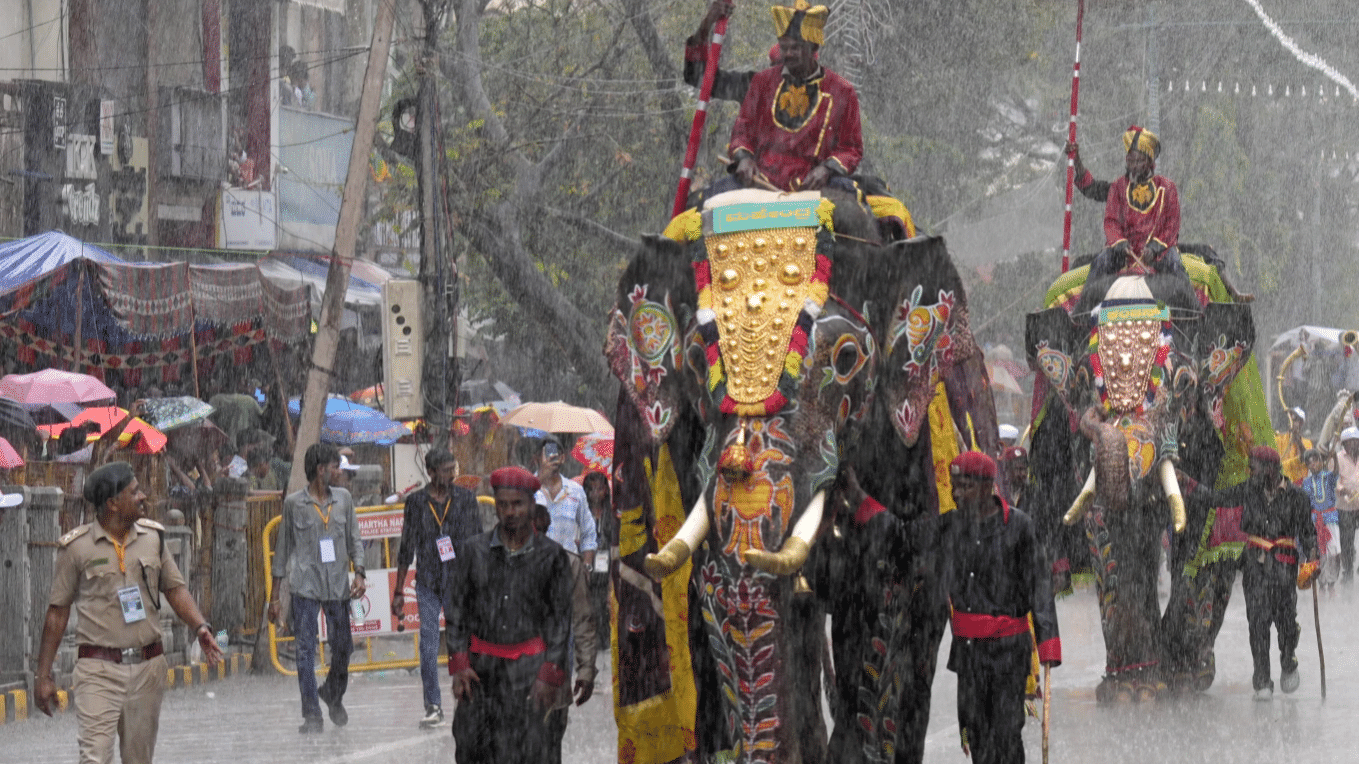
605, 188, 996, 764
1025, 253, 1269, 701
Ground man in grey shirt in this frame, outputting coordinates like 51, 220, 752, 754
268, 443, 366, 733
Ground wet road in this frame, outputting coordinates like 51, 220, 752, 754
2, 578, 1355, 763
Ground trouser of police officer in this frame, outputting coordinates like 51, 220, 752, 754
74, 653, 168, 764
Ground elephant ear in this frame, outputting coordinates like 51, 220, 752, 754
1196, 302, 1255, 406
878, 236, 977, 447
605, 234, 696, 445
1026, 307, 1082, 403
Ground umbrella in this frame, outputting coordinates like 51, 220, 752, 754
0, 395, 39, 435
349, 384, 383, 408
986, 361, 1024, 396
0, 436, 23, 469
318, 408, 409, 446
0, 369, 116, 406
500, 401, 613, 435
288, 395, 384, 417
39, 406, 168, 454
571, 432, 614, 472
142, 396, 215, 432
23, 401, 86, 426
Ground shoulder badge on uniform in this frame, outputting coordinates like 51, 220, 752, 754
136, 518, 167, 531
58, 525, 92, 547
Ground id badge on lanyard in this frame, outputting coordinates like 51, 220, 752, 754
118, 585, 147, 623
436, 535, 456, 561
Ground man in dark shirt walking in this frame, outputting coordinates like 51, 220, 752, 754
943, 451, 1061, 764
391, 449, 481, 728
446, 466, 573, 762
1185, 446, 1319, 700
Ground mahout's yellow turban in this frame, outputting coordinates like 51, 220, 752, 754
1122, 125, 1160, 159
771, 0, 828, 46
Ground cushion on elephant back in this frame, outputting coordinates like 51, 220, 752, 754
687, 189, 838, 417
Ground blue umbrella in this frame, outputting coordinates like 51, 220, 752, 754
319, 409, 409, 446
287, 395, 377, 417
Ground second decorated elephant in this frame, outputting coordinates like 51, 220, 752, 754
1026, 261, 1259, 701
606, 188, 996, 763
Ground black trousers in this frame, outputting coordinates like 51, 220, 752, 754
452, 656, 555, 763
1241, 558, 1299, 691
1339, 511, 1358, 580
953, 643, 1030, 764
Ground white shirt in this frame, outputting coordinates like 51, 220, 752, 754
535, 478, 597, 554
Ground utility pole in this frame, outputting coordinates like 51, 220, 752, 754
287, 0, 397, 491
417, 0, 454, 451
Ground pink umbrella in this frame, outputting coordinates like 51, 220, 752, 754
0, 436, 23, 469
0, 369, 116, 406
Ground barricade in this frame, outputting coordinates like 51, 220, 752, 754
261, 496, 496, 675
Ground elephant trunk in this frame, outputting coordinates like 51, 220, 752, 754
744, 490, 826, 576
644, 496, 710, 580
1078, 405, 1130, 515
1159, 459, 1187, 533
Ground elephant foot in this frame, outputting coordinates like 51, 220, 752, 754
1193, 655, 1216, 693
1095, 677, 1121, 705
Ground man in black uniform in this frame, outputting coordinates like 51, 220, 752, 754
1183, 446, 1318, 700
445, 466, 573, 762
943, 451, 1061, 764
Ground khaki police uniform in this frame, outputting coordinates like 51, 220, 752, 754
50, 518, 185, 764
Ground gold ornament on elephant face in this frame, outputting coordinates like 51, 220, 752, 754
1098, 319, 1160, 414
706, 228, 819, 404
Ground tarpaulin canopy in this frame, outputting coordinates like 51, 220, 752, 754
0, 231, 125, 293
256, 251, 391, 308
0, 232, 311, 387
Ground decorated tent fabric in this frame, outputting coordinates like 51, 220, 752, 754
0, 256, 309, 386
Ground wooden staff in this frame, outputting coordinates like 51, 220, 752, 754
1312, 580, 1326, 698
1061, 0, 1085, 273
1042, 663, 1052, 763
670, 9, 731, 217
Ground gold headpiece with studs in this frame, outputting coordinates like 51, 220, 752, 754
1122, 125, 1160, 159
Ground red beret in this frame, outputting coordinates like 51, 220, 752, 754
950, 451, 997, 480
490, 466, 541, 494
1001, 446, 1028, 462
1248, 446, 1281, 464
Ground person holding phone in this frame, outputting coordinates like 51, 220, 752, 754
534, 440, 597, 570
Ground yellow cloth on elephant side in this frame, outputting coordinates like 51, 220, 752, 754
866, 195, 917, 238
662, 207, 703, 243
614, 444, 698, 764
928, 381, 960, 514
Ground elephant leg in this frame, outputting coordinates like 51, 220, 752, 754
1085, 507, 1164, 701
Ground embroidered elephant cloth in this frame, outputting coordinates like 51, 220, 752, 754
728, 66, 863, 190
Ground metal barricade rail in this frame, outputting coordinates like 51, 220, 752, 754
261, 497, 496, 676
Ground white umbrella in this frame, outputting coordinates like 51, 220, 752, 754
500, 401, 613, 434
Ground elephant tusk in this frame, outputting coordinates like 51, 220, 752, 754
1064, 467, 1097, 526
643, 496, 709, 580
1160, 459, 1187, 533
744, 490, 825, 576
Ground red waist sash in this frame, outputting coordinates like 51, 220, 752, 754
951, 611, 1030, 640
1247, 535, 1297, 565
469, 634, 546, 660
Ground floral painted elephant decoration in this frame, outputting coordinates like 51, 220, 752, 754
1025, 265, 1258, 701
605, 188, 994, 764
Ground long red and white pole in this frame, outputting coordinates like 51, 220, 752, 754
1061, 0, 1085, 273
671, 15, 730, 218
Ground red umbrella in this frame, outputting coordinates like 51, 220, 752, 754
39, 406, 168, 454
0, 369, 116, 406
0, 436, 23, 469
571, 432, 614, 472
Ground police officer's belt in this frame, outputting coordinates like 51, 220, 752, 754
78, 641, 164, 665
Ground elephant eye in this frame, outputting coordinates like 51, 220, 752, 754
833, 337, 862, 378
